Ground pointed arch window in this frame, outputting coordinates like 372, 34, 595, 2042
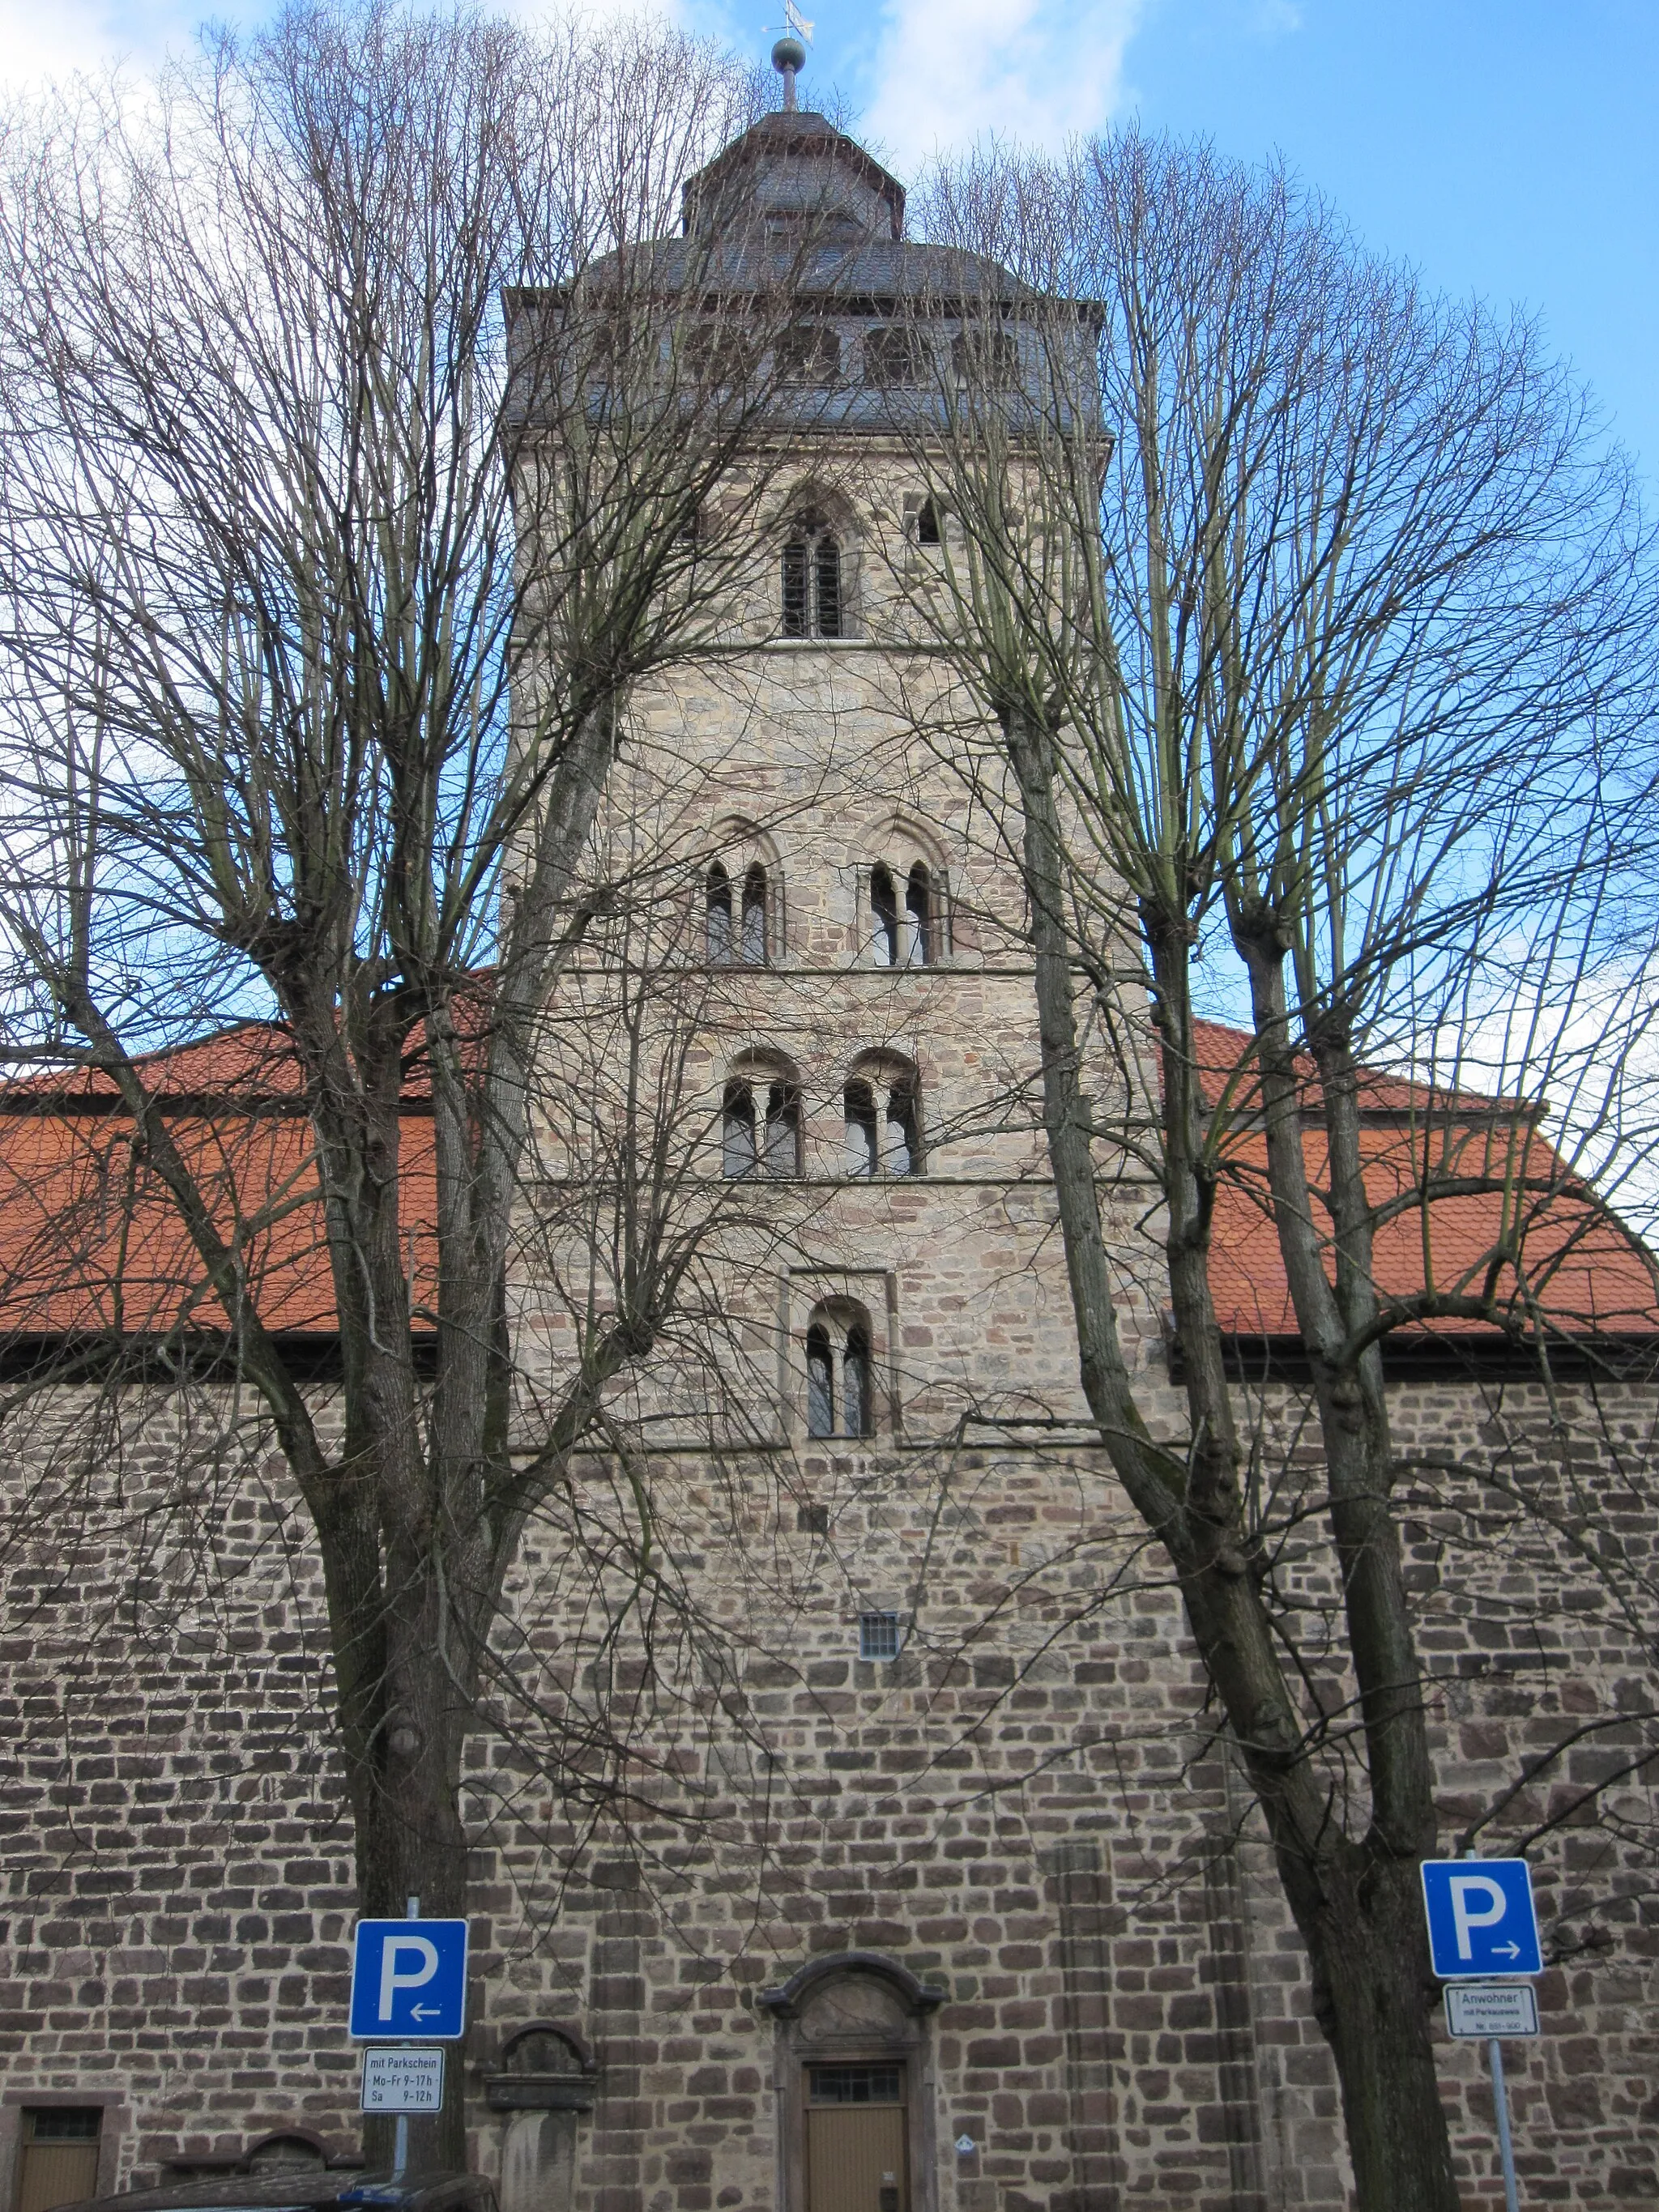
782, 509, 844, 639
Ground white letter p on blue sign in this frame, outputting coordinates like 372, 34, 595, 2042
1420, 1859, 1542, 1979
378, 1935, 440, 2018
350, 1919, 469, 2039
1448, 1875, 1507, 1960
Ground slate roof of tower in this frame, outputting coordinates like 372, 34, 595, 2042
508, 109, 1083, 315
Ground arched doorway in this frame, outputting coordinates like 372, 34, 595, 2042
759, 1954, 945, 2212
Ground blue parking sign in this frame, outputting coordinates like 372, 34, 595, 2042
1420, 1860, 1541, 1978
349, 1918, 469, 2039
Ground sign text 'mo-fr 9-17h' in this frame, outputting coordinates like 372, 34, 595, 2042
1419, 1860, 1542, 1980
349, 1918, 469, 2040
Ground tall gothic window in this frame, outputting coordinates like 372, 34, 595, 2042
782, 509, 843, 639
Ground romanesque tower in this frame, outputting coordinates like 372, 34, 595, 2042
483, 62, 1302, 2212
6, 52, 1659, 2212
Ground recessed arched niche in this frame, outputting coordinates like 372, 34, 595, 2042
760, 1955, 946, 2212
484, 2022, 597, 2212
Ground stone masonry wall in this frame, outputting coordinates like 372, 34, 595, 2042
4, 1372, 1659, 2211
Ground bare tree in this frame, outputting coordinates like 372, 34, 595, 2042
880, 129, 1659, 2210
0, 0, 843, 2163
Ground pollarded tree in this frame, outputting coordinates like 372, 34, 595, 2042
0, 0, 842, 2163
885, 130, 1659, 2210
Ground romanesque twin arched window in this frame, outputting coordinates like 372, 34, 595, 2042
723, 1057, 803, 1178
806, 1302, 873, 1438
868, 863, 936, 968
843, 1055, 921, 1177
719, 1053, 922, 1180
707, 859, 770, 965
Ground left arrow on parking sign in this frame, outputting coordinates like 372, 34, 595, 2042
350, 1919, 469, 2039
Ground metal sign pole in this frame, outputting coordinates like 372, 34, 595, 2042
1488, 2035, 1520, 2212
393, 1896, 419, 2181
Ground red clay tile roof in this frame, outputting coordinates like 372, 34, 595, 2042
0, 1021, 441, 1344
1191, 1021, 1659, 1340
0, 1007, 1651, 1352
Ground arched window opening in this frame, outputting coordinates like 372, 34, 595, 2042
843, 1063, 922, 1178
764, 1080, 801, 1176
865, 325, 930, 390
952, 326, 1020, 388
781, 508, 844, 639
804, 1302, 877, 1441
723, 1080, 757, 1178
843, 1080, 879, 1177
741, 863, 769, 964
843, 1325, 872, 1438
915, 498, 941, 546
806, 1323, 834, 1438
706, 862, 733, 964
782, 539, 809, 637
903, 865, 932, 966
778, 324, 840, 386
726, 1066, 800, 1179
870, 864, 898, 967
884, 1077, 920, 1176
816, 536, 842, 637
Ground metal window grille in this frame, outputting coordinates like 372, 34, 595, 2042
809, 2065, 903, 2104
859, 1611, 901, 1661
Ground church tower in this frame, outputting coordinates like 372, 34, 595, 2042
485, 58, 1303, 2212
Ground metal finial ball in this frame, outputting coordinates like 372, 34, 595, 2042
772, 35, 807, 75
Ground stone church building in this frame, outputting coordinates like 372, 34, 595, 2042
3, 90, 1659, 2212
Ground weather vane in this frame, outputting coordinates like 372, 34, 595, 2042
770, 0, 812, 109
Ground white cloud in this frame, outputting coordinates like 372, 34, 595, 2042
0, 0, 263, 94
862, 0, 1144, 166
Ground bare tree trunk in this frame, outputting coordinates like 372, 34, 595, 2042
1005, 706, 1460, 2211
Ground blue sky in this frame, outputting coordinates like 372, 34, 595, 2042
4, 0, 1655, 488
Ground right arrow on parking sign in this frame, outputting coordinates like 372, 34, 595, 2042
1420, 1858, 1542, 1978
